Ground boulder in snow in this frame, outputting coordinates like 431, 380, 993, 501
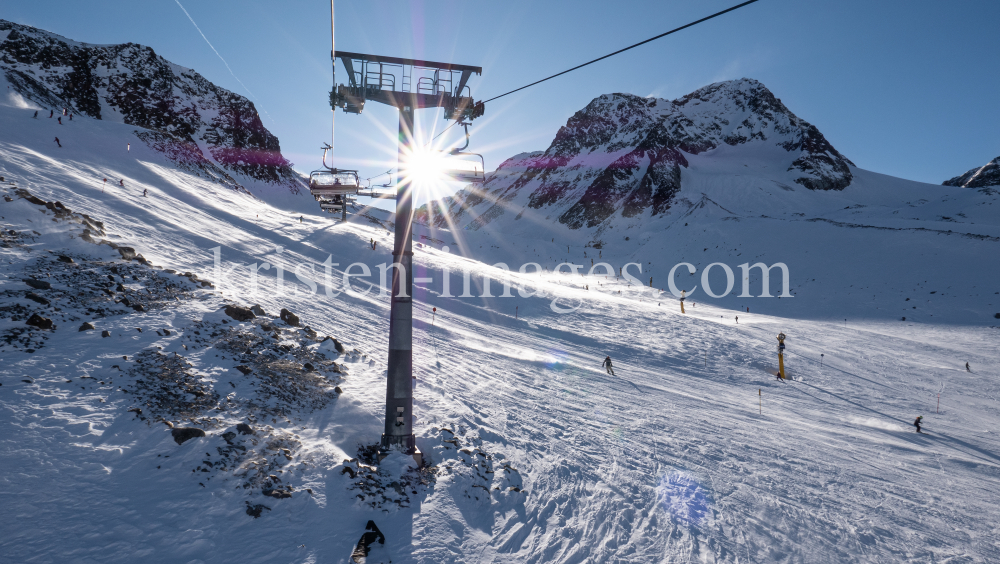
101, 330, 111, 338
170, 427, 206, 445
236, 423, 254, 435
279, 308, 299, 326
79, 322, 95, 331
262, 487, 293, 499
244, 501, 270, 518
322, 336, 346, 354
250, 304, 267, 316
23, 278, 51, 290
224, 305, 256, 322
26, 314, 53, 330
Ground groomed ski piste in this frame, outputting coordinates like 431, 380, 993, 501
2, 80, 1000, 563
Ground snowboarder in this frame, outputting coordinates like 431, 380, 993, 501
913, 416, 923, 434
966, 362, 970, 372
603, 355, 614, 376
119, 179, 124, 187
54, 137, 61, 148
33, 110, 38, 119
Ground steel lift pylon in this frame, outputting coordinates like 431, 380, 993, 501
325, 2, 484, 464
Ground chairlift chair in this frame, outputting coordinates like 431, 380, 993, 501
311, 144, 361, 217
439, 122, 485, 184
440, 152, 485, 184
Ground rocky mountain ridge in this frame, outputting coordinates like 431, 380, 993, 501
0, 19, 302, 195
944, 156, 1000, 189
421, 78, 854, 232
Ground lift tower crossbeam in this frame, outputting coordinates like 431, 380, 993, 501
328, 46, 482, 463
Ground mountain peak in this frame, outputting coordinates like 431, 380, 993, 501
426, 78, 854, 232
0, 19, 301, 196
944, 156, 1000, 188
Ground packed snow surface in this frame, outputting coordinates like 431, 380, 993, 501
2, 78, 1000, 564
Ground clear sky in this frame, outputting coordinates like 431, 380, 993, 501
4, 0, 999, 203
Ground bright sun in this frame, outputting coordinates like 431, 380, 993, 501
405, 148, 450, 186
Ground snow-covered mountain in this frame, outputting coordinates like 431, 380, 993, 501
945, 155, 1000, 189
421, 79, 853, 232
0, 19, 303, 198
3, 24, 1000, 562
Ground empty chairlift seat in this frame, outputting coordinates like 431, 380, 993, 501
440, 153, 485, 184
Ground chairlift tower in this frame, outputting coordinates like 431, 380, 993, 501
326, 4, 483, 462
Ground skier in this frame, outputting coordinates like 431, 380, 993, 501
33, 110, 38, 119
119, 179, 124, 187
143, 188, 148, 197
57, 117, 62, 125
127, 143, 130, 151
966, 362, 970, 372
299, 215, 303, 223
603, 355, 614, 376
54, 137, 61, 148
62, 108, 67, 116
747, 307, 750, 313
913, 416, 923, 434
49, 110, 53, 118
736, 316, 739, 324
69, 113, 72, 121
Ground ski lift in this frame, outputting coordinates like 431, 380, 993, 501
357, 172, 398, 200
310, 144, 361, 216
438, 122, 485, 184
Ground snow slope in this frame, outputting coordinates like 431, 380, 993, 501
417, 82, 1000, 326
2, 76, 1000, 564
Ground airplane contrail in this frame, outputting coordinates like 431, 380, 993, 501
173, 0, 259, 103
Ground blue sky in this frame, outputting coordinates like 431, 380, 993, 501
4, 0, 999, 200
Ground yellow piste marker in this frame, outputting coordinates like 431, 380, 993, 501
777, 332, 787, 379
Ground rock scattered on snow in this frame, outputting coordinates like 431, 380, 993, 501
25, 292, 49, 305
101, 330, 111, 338
250, 304, 266, 316
244, 501, 271, 518
171, 427, 206, 445
236, 423, 254, 435
79, 322, 95, 331
223, 305, 255, 322
23, 278, 51, 290
26, 314, 53, 330
279, 308, 299, 327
